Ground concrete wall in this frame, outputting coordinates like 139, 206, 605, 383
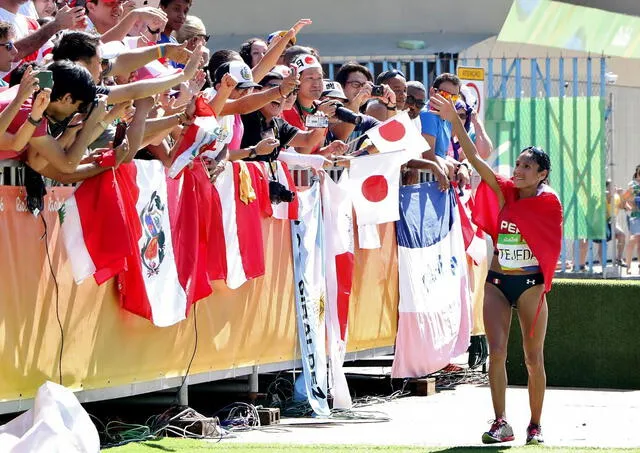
189, 0, 512, 37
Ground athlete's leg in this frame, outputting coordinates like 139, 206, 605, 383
483, 282, 513, 419
516, 284, 547, 425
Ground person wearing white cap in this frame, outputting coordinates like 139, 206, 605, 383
281, 53, 347, 156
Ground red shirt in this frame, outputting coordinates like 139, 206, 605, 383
282, 105, 326, 153
0, 86, 48, 160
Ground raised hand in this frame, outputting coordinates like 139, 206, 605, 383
429, 94, 457, 122
16, 67, 39, 103
165, 42, 191, 65
279, 65, 299, 97
219, 72, 238, 93
183, 44, 204, 80
290, 18, 312, 36
86, 95, 109, 124
53, 5, 86, 31
31, 89, 51, 120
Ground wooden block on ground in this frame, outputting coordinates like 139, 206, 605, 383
257, 407, 280, 425
411, 377, 436, 396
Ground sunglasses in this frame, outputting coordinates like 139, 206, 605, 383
196, 34, 210, 43
405, 95, 426, 109
146, 25, 161, 35
0, 41, 15, 51
435, 88, 460, 102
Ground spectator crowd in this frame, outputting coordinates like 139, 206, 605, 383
0, 0, 637, 273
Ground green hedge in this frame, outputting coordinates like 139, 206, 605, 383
506, 279, 640, 389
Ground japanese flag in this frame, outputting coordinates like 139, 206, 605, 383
366, 111, 429, 156
349, 150, 414, 226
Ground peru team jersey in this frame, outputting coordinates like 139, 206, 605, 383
496, 219, 540, 272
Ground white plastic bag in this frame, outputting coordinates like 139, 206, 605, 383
0, 381, 100, 453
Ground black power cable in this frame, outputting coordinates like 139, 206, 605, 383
173, 303, 198, 404
40, 213, 63, 385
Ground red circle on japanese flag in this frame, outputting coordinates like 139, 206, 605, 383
304, 56, 315, 65
378, 120, 405, 142
362, 175, 388, 202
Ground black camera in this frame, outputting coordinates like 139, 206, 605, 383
334, 105, 362, 126
371, 85, 384, 97
269, 180, 296, 204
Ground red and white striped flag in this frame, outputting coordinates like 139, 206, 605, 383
321, 170, 354, 409
61, 169, 131, 285
169, 97, 220, 178
213, 162, 270, 289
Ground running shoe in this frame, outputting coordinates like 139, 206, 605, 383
482, 418, 515, 444
526, 423, 544, 445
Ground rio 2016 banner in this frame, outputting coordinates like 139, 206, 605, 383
290, 182, 330, 416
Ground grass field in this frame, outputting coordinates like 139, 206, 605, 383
104, 438, 640, 452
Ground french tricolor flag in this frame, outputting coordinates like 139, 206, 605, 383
391, 182, 472, 377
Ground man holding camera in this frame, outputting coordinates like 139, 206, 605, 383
240, 70, 333, 162
281, 53, 347, 157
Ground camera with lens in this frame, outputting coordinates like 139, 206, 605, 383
370, 85, 384, 97
269, 180, 296, 204
334, 104, 362, 126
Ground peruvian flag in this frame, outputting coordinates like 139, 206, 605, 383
116, 160, 211, 326
62, 160, 212, 326
213, 162, 270, 289
169, 96, 220, 178
321, 170, 354, 409
366, 111, 429, 156
349, 150, 414, 226
61, 169, 131, 285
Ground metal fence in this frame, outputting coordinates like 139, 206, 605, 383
3, 53, 623, 276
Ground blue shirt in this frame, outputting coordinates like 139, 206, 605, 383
158, 33, 184, 69
419, 108, 452, 158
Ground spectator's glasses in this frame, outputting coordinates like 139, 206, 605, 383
0, 41, 15, 51
434, 88, 460, 102
377, 69, 406, 84
196, 34, 210, 43
405, 95, 426, 109
146, 26, 161, 36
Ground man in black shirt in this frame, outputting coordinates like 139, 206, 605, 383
240, 71, 327, 162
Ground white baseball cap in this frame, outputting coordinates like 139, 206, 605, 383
321, 79, 348, 100
213, 60, 261, 89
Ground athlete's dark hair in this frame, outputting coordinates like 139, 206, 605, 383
522, 146, 551, 185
